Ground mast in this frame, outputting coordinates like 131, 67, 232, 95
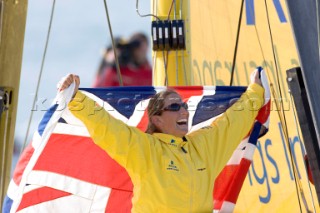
152, 0, 191, 86
285, 0, 320, 202
0, 0, 28, 209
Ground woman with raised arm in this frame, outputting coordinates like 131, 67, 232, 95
58, 71, 263, 212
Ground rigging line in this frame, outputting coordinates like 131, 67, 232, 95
175, 49, 179, 85
180, 0, 188, 85
153, 0, 156, 18
155, 0, 158, 18
247, 0, 272, 81
162, 50, 168, 86
152, 51, 157, 85
249, 0, 287, 147
264, 0, 304, 211
229, 0, 245, 86
248, 7, 309, 210
151, 0, 157, 86
174, 0, 179, 85
249, 0, 305, 208
173, 0, 176, 20
182, 50, 188, 85
289, 92, 317, 213
167, 0, 174, 21
136, 0, 160, 21
21, 0, 56, 155
103, 0, 123, 86
252, 26, 270, 80
249, 0, 286, 153
271, 87, 305, 212
264, 0, 288, 131
179, 0, 183, 19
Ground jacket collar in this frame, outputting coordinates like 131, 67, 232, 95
153, 133, 188, 147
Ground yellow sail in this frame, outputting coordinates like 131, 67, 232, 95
153, 0, 319, 211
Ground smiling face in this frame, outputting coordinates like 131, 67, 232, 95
151, 93, 189, 137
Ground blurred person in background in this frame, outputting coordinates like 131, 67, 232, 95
93, 32, 152, 87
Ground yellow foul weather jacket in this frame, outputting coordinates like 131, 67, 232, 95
68, 83, 264, 213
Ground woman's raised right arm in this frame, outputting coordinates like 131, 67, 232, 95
58, 74, 152, 173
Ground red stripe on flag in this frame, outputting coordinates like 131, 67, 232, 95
171, 86, 203, 101
136, 109, 149, 132
213, 158, 251, 209
13, 143, 35, 185
256, 100, 270, 124
106, 189, 133, 213
33, 133, 133, 191
16, 186, 71, 212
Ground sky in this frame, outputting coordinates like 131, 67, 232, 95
15, 0, 151, 148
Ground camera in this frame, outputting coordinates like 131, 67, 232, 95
116, 38, 141, 65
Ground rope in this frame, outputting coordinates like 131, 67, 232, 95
21, 0, 56, 154
229, 0, 245, 86
103, 0, 123, 86
136, 0, 160, 21
173, 0, 176, 20
249, 0, 314, 209
289, 92, 316, 213
181, 49, 188, 85
174, 0, 179, 85
162, 50, 168, 85
264, 0, 305, 211
175, 50, 179, 85
151, 0, 157, 85
246, 0, 271, 81
152, 51, 157, 85
179, 0, 183, 19
167, 0, 174, 21
179, 0, 188, 85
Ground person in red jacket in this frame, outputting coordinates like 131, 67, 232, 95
93, 32, 152, 87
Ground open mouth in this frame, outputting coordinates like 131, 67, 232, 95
176, 119, 188, 126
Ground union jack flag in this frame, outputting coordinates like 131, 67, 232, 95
3, 68, 270, 213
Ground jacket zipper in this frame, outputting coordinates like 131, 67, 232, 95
181, 145, 194, 212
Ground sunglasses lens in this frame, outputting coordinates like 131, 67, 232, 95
167, 103, 181, 111
164, 102, 188, 111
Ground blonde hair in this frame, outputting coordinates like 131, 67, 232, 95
146, 89, 179, 134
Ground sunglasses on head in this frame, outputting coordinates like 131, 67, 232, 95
162, 102, 188, 112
